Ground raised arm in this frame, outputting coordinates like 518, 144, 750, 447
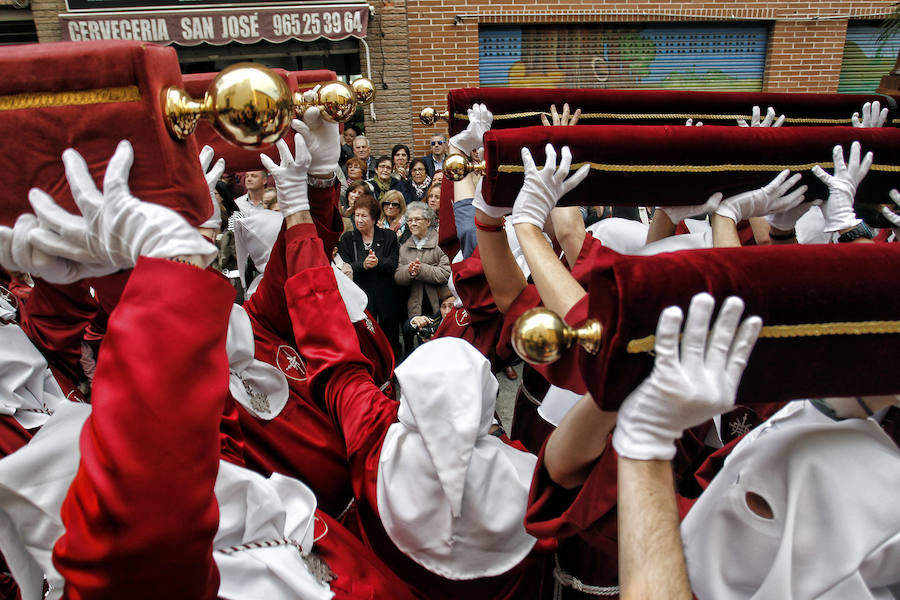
613, 293, 761, 599
510, 144, 590, 317
26, 140, 231, 599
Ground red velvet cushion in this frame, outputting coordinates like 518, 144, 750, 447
0, 40, 209, 226
446, 87, 897, 135
480, 124, 900, 227
184, 69, 336, 174
575, 242, 900, 410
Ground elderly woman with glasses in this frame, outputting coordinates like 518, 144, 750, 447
407, 158, 432, 202
394, 201, 451, 355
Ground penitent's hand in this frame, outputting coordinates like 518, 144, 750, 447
28, 140, 215, 270
612, 293, 762, 461
715, 169, 807, 225
510, 144, 590, 230
737, 105, 784, 128
450, 103, 494, 156
812, 141, 872, 232
260, 134, 311, 217
851, 100, 888, 129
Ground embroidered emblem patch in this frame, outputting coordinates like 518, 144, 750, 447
275, 345, 308, 382
365, 317, 375, 333
722, 406, 758, 443
455, 308, 471, 327
242, 377, 271, 414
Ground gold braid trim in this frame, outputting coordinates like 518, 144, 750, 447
456, 111, 857, 124
0, 86, 141, 111
496, 161, 900, 173
626, 320, 900, 354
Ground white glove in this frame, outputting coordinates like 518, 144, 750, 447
685, 118, 703, 127
882, 189, 900, 238
737, 105, 784, 128
511, 144, 590, 229
291, 107, 340, 177
198, 145, 225, 230
715, 170, 807, 224
812, 141, 872, 232
852, 100, 888, 128
471, 178, 509, 220
450, 103, 493, 155
0, 214, 119, 284
612, 293, 762, 461
260, 134, 311, 217
658, 193, 722, 224
766, 198, 821, 232
28, 140, 216, 269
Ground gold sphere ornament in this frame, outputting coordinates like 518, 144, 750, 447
512, 308, 602, 364
443, 153, 485, 182
294, 81, 357, 123
162, 63, 294, 149
351, 78, 375, 106
419, 107, 449, 126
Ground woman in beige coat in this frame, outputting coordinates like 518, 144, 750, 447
395, 201, 451, 356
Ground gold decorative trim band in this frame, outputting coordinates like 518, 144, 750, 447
496, 161, 900, 173
456, 111, 857, 124
0, 86, 141, 111
626, 320, 900, 354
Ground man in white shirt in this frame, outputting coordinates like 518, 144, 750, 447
234, 169, 268, 212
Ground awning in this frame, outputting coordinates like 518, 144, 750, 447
59, 3, 369, 46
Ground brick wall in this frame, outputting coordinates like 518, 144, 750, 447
406, 0, 897, 156
29, 0, 897, 156
32, 0, 64, 42
359, 0, 415, 158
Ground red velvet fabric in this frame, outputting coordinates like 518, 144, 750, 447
446, 87, 896, 136
437, 179, 459, 259
577, 242, 900, 411
481, 125, 900, 227
183, 69, 337, 174
53, 257, 232, 600
0, 41, 209, 227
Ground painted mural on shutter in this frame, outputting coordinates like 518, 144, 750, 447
838, 21, 900, 93
479, 23, 767, 91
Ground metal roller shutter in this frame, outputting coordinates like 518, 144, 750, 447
479, 23, 767, 91
839, 21, 900, 93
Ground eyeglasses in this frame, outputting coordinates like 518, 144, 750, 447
377, 164, 392, 169
382, 202, 401, 208
412, 166, 426, 172
430, 141, 445, 146
407, 217, 428, 223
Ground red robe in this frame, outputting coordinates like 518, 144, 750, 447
283, 223, 553, 600
48, 256, 414, 600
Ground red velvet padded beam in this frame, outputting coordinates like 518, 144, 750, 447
183, 69, 336, 174
480, 125, 900, 227
446, 87, 897, 135
0, 40, 210, 226
577, 242, 900, 410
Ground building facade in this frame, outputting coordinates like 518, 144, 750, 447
15, 0, 900, 158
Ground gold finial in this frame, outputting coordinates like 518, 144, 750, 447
293, 80, 359, 123
443, 153, 486, 181
351, 77, 375, 106
512, 308, 602, 364
162, 63, 294, 149
419, 107, 450, 126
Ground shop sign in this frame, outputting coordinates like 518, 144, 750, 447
60, 4, 368, 45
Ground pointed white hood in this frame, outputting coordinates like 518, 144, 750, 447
376, 338, 537, 580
